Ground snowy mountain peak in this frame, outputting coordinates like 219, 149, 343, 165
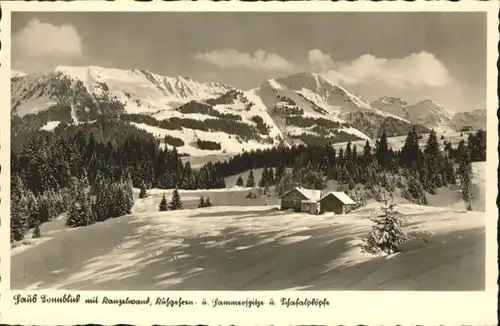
373, 95, 487, 134
414, 98, 441, 108
274, 72, 372, 112
266, 78, 285, 90
371, 96, 408, 108
54, 65, 235, 99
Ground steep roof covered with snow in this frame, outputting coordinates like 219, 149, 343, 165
320, 191, 356, 205
280, 187, 322, 202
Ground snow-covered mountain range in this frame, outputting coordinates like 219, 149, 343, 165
11, 65, 486, 157
370, 96, 486, 133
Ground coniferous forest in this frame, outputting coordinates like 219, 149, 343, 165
10, 118, 225, 242
10, 115, 486, 243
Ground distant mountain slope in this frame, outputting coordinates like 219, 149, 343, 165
11, 67, 283, 156
261, 72, 426, 141
370, 96, 409, 119
403, 99, 456, 133
13, 65, 474, 157
452, 109, 487, 131
371, 96, 486, 133
11, 66, 234, 118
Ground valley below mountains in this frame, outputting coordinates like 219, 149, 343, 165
11, 66, 486, 158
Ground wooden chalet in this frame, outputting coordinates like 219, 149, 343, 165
279, 187, 356, 215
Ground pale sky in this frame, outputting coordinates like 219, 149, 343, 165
11, 12, 486, 112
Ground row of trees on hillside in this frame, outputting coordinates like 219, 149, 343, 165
13, 128, 225, 197
235, 168, 277, 189
11, 122, 227, 242
216, 129, 485, 209
216, 129, 485, 178
157, 189, 213, 212
158, 192, 215, 211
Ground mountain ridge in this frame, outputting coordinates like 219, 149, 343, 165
11, 65, 484, 157
371, 95, 486, 133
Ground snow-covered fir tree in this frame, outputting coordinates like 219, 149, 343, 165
92, 180, 112, 222
159, 193, 168, 211
367, 200, 407, 254
461, 169, 473, 211
459, 148, 473, 211
169, 188, 183, 210
375, 130, 389, 169
259, 166, 268, 187
66, 179, 94, 228
403, 164, 428, 205
112, 180, 134, 216
246, 170, 255, 187
198, 196, 205, 208
424, 130, 444, 191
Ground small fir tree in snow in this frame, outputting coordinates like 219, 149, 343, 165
259, 166, 268, 187
246, 170, 255, 187
268, 168, 275, 185
461, 171, 473, 211
236, 176, 244, 187
198, 196, 205, 208
204, 197, 212, 207
159, 193, 168, 212
169, 188, 183, 210
367, 200, 408, 255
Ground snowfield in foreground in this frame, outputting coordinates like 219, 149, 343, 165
12, 187, 485, 291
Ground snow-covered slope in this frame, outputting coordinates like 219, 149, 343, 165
12, 186, 485, 291
257, 72, 420, 142
370, 96, 409, 119
11, 66, 234, 117
403, 99, 456, 133
277, 73, 410, 122
277, 72, 372, 113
